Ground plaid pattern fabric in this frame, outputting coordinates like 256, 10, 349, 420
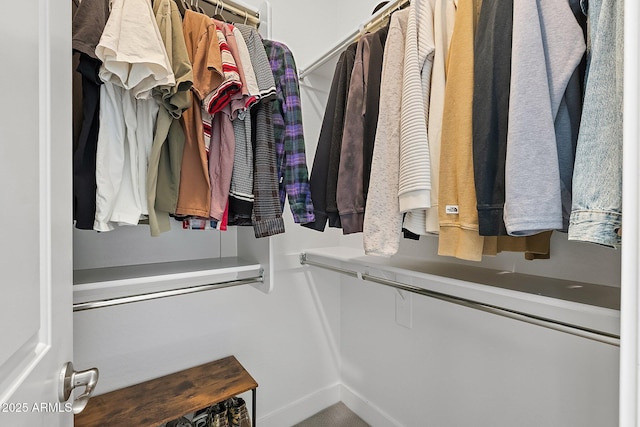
251, 100, 285, 237
262, 40, 315, 224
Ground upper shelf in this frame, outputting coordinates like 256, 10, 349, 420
301, 247, 621, 337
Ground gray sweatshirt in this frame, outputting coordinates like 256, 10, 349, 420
504, 0, 586, 236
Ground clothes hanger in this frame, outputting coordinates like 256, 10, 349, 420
244, 10, 248, 25
193, 0, 206, 14
372, 1, 389, 14
176, 0, 190, 16
213, 0, 227, 22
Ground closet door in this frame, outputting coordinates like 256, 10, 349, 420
0, 1, 75, 425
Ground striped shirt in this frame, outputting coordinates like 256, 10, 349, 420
203, 25, 242, 115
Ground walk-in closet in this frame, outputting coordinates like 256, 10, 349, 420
1, 0, 639, 426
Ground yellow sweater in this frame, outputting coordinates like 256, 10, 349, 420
438, 0, 484, 261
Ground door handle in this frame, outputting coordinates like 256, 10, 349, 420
58, 362, 99, 414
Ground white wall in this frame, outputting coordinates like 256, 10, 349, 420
338, 273, 619, 427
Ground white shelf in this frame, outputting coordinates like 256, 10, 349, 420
301, 247, 620, 337
73, 257, 264, 305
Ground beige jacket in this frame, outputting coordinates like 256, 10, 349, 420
363, 9, 410, 257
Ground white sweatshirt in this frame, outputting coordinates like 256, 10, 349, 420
400, 0, 437, 236
363, 9, 410, 257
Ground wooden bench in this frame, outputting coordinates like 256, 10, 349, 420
74, 356, 258, 427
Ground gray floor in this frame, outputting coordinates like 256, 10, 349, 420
293, 402, 370, 427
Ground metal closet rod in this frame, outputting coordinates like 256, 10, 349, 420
200, 0, 261, 26
298, 0, 410, 79
299, 253, 620, 347
73, 276, 263, 312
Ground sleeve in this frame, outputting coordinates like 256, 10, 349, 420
166, 1, 194, 116
398, 0, 434, 215
336, 35, 371, 234
251, 100, 286, 237
362, 20, 406, 257
302, 51, 348, 232
326, 43, 358, 228
278, 46, 315, 224
72, 0, 110, 58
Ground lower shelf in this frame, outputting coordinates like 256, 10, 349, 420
74, 355, 258, 427
73, 257, 265, 311
301, 247, 621, 340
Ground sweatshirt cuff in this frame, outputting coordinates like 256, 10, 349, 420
340, 212, 364, 235
291, 204, 316, 224
398, 189, 431, 213
253, 216, 285, 238
301, 210, 328, 231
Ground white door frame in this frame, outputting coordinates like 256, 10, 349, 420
620, 0, 640, 425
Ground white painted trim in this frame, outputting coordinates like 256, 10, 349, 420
620, 0, 640, 424
258, 1, 272, 39
257, 383, 341, 427
38, 0, 53, 351
0, 339, 50, 404
340, 383, 404, 427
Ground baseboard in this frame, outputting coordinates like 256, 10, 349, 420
258, 382, 341, 427
340, 383, 404, 427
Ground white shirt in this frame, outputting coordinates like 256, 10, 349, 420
94, 0, 174, 231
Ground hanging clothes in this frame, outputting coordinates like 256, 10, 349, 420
337, 33, 374, 234
72, 0, 110, 230
399, 0, 436, 236
569, 0, 624, 248
262, 39, 315, 224
202, 25, 242, 116
326, 44, 360, 229
556, 0, 587, 232
424, 0, 456, 234
147, 0, 193, 236
437, 0, 484, 261
362, 25, 390, 203
227, 24, 258, 227
236, 24, 285, 237
472, 0, 514, 237
174, 10, 221, 219
468, 0, 556, 260
304, 42, 358, 232
503, 0, 586, 237
202, 25, 241, 221
363, 8, 411, 257
93, 0, 175, 231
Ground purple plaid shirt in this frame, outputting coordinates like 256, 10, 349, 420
263, 39, 315, 224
